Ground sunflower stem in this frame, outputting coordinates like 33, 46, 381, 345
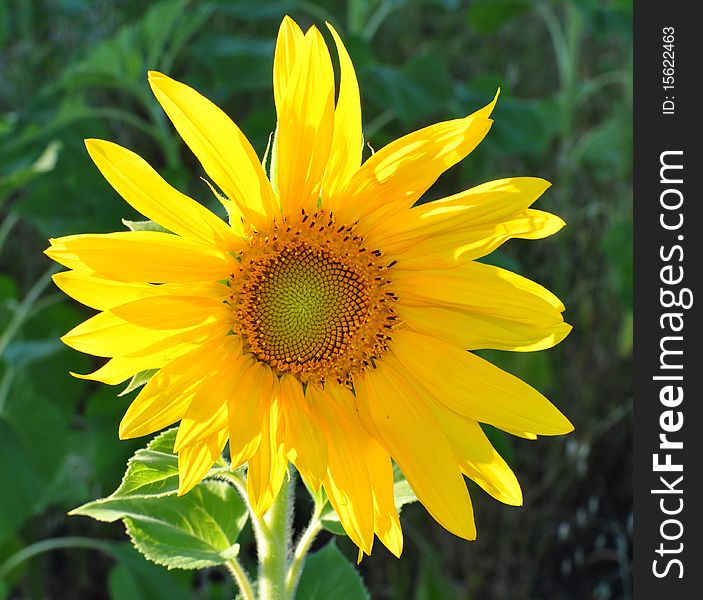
284, 507, 323, 599
225, 557, 256, 600
256, 471, 294, 600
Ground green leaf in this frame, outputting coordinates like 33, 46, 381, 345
70, 429, 248, 569
58, 0, 192, 89
123, 484, 244, 570
365, 53, 453, 125
108, 543, 194, 600
145, 427, 179, 454
0, 422, 44, 542
320, 504, 346, 537
189, 37, 275, 92
107, 427, 180, 498
73, 480, 247, 570
15, 141, 128, 237
296, 542, 370, 600
0, 359, 80, 539
119, 369, 158, 397
122, 218, 169, 233
468, 0, 530, 34
0, 140, 62, 205
210, 0, 296, 21
415, 556, 461, 600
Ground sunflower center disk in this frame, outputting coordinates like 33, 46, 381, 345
231, 209, 397, 384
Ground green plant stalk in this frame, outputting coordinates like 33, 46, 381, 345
225, 557, 257, 600
347, 0, 368, 36
218, 468, 320, 600
285, 507, 323, 599
0, 265, 59, 358
256, 474, 294, 600
0, 537, 117, 579
0, 213, 19, 254
535, 1, 584, 194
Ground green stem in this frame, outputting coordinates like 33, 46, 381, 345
217, 468, 322, 600
0, 537, 116, 579
285, 510, 323, 599
364, 109, 395, 141
362, 1, 401, 42
0, 365, 16, 415
0, 265, 59, 358
225, 557, 257, 600
0, 213, 19, 255
347, 0, 367, 35
257, 473, 294, 600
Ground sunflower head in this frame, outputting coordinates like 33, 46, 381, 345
46, 15, 573, 557
230, 207, 397, 385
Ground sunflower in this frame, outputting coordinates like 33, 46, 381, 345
46, 16, 573, 557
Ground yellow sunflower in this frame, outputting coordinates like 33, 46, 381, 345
46, 16, 573, 557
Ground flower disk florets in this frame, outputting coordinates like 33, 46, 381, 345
230, 209, 398, 384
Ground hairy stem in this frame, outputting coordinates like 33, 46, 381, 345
285, 509, 323, 599
257, 473, 294, 600
225, 557, 257, 600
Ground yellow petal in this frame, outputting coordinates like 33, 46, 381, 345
394, 208, 565, 268
393, 261, 571, 352
423, 393, 522, 506
52, 270, 229, 312
178, 428, 229, 496
391, 329, 574, 436
148, 71, 277, 229
85, 139, 239, 248
377, 177, 551, 254
72, 355, 169, 385
228, 360, 273, 468
174, 342, 247, 452
71, 324, 223, 383
504, 209, 567, 241
279, 374, 328, 491
329, 91, 498, 231
273, 16, 305, 111
119, 339, 225, 439
502, 428, 538, 440
322, 22, 362, 200
355, 356, 476, 540
247, 393, 288, 517
60, 296, 229, 357
398, 303, 572, 352
46, 232, 233, 283
397, 261, 565, 319
310, 384, 375, 554
53, 271, 154, 312
361, 434, 403, 557
422, 178, 550, 222
276, 26, 335, 214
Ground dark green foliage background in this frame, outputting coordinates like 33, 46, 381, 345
0, 0, 632, 598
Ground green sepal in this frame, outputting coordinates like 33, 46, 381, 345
122, 218, 169, 233
268, 125, 279, 197
118, 369, 158, 397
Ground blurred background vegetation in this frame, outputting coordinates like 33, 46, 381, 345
0, 0, 632, 598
